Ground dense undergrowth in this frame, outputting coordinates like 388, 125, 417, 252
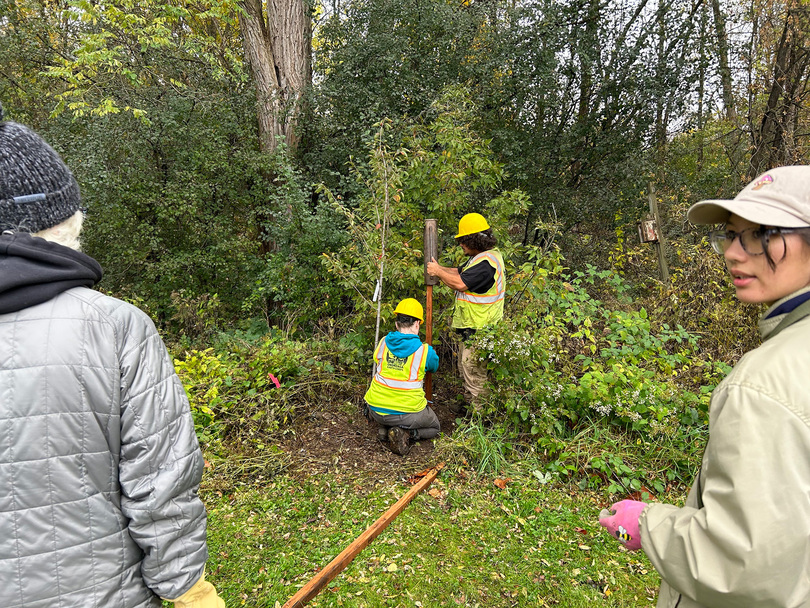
166, 89, 762, 503
173, 229, 755, 503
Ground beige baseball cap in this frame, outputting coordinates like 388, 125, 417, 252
687, 166, 810, 227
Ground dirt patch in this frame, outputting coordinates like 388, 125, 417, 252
278, 381, 464, 478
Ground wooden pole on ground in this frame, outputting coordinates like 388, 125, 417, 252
424, 219, 439, 405
281, 463, 445, 608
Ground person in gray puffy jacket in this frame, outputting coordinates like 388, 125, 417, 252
599, 166, 810, 607
0, 103, 225, 607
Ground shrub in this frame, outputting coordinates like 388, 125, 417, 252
174, 334, 357, 452
463, 249, 730, 491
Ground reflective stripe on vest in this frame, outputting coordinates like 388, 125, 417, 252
456, 250, 505, 305
372, 338, 427, 390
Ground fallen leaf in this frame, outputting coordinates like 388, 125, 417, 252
629, 487, 657, 501
407, 463, 445, 484
494, 478, 512, 489
574, 527, 588, 535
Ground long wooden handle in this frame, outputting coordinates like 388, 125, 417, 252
281, 464, 445, 608
424, 219, 439, 286
424, 219, 438, 403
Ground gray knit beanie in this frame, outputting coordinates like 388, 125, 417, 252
0, 101, 81, 233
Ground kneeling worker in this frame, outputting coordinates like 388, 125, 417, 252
364, 298, 441, 455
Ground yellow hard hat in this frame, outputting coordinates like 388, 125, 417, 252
455, 212, 490, 238
393, 298, 424, 322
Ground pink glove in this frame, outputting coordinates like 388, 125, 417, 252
598, 499, 646, 551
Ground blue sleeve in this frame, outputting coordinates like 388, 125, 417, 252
425, 345, 439, 373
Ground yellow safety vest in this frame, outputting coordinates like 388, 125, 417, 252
452, 248, 505, 330
364, 337, 429, 414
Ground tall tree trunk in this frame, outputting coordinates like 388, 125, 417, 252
746, 0, 758, 130
569, 0, 599, 186
654, 0, 667, 159
697, 2, 708, 171
710, 0, 736, 119
238, 0, 312, 154
749, 3, 810, 178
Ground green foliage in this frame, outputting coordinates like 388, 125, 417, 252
174, 333, 357, 450
463, 255, 727, 491
173, 344, 287, 449
401, 85, 506, 220
43, 0, 244, 119
170, 290, 222, 343
304, 0, 494, 195
320, 87, 528, 333
318, 119, 416, 335
244, 143, 350, 332
68, 94, 311, 332
439, 420, 515, 476
477, 0, 703, 237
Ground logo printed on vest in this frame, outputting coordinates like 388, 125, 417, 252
384, 351, 407, 371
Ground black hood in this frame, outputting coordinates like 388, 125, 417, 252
0, 232, 103, 314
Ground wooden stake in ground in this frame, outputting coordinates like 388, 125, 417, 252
423, 219, 439, 404
647, 181, 670, 284
281, 463, 445, 608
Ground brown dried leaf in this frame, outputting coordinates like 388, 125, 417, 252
494, 478, 512, 489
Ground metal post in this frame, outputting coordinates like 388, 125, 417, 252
424, 219, 438, 404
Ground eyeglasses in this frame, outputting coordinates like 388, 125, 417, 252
708, 226, 802, 256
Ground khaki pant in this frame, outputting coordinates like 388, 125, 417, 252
458, 339, 488, 403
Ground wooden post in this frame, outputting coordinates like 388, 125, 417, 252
281, 464, 445, 608
424, 219, 439, 405
647, 182, 670, 284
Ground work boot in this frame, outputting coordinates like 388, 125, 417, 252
387, 427, 411, 456
449, 401, 468, 416
377, 426, 388, 442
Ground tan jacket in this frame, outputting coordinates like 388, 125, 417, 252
641, 290, 810, 608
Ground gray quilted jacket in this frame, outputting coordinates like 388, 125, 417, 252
0, 233, 209, 607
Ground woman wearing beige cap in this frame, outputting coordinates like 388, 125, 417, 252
599, 165, 810, 607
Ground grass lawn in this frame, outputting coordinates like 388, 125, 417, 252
201, 463, 664, 607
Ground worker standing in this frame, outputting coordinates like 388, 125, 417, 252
426, 213, 505, 412
364, 298, 440, 456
